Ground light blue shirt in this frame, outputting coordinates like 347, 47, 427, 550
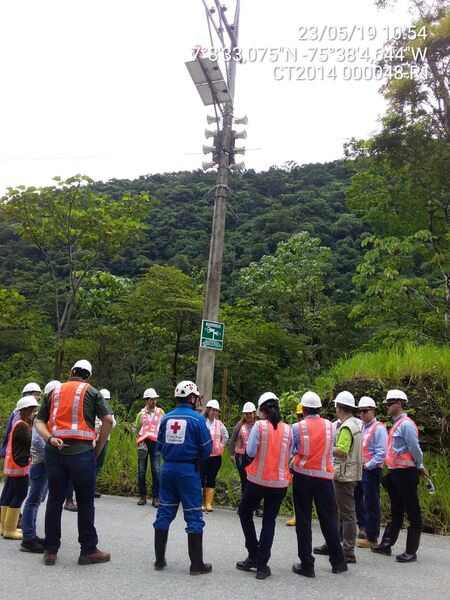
389, 413, 423, 470
246, 420, 261, 457
363, 418, 388, 470
31, 423, 46, 458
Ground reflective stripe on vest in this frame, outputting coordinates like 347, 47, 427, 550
136, 407, 162, 444
48, 381, 96, 440
210, 420, 224, 456
362, 420, 385, 465
246, 421, 291, 488
235, 423, 250, 455
386, 415, 418, 469
4, 419, 31, 477
293, 418, 334, 480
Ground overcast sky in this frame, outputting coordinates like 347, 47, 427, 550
0, 0, 414, 190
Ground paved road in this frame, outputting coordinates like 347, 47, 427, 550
1, 492, 449, 600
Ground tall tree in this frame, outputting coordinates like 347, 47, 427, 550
1, 175, 154, 377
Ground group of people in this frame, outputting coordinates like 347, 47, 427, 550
0, 362, 429, 580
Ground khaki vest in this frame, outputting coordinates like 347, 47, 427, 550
333, 416, 362, 482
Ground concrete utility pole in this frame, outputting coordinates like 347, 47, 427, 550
195, 1, 241, 403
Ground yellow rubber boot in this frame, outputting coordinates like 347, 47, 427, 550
286, 504, 296, 526
205, 488, 215, 512
0, 505, 7, 536
3, 507, 23, 540
201, 489, 206, 511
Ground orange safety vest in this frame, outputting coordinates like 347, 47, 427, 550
386, 415, 418, 469
246, 420, 292, 488
4, 420, 31, 477
47, 381, 96, 441
293, 417, 334, 480
362, 420, 386, 465
136, 407, 163, 444
210, 419, 225, 457
235, 423, 251, 455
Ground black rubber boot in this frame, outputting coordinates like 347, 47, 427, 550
188, 532, 212, 575
154, 529, 168, 570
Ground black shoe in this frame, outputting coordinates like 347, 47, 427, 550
94, 492, 101, 498
345, 556, 357, 563
313, 544, 329, 555
34, 535, 44, 544
20, 539, 44, 553
396, 553, 417, 563
256, 566, 271, 580
254, 508, 263, 518
371, 543, 392, 556
332, 563, 348, 574
236, 557, 257, 571
292, 563, 315, 578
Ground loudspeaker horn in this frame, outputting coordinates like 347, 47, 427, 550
234, 115, 248, 125
230, 162, 245, 171
232, 130, 247, 140
207, 115, 219, 124
202, 161, 216, 171
202, 144, 216, 154
234, 146, 246, 155
204, 128, 217, 139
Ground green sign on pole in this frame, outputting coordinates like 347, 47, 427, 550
200, 319, 225, 351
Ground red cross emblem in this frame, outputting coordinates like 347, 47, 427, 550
171, 421, 181, 434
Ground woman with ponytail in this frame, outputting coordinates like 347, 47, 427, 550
236, 392, 292, 580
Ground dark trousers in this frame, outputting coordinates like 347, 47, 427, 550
381, 468, 422, 554
96, 440, 109, 477
44, 447, 98, 555
138, 439, 161, 497
200, 455, 222, 488
360, 468, 383, 541
354, 480, 365, 530
0, 474, 29, 508
239, 481, 286, 570
293, 473, 345, 569
235, 453, 251, 496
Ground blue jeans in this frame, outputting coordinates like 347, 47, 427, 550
361, 467, 383, 541
154, 462, 205, 533
293, 473, 345, 569
22, 462, 48, 542
44, 447, 98, 555
138, 440, 161, 498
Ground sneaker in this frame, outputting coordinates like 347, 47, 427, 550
332, 563, 348, 574
236, 557, 257, 571
357, 539, 377, 549
256, 566, 271, 580
43, 551, 57, 566
371, 543, 392, 556
292, 563, 315, 578
313, 544, 329, 555
78, 549, 111, 565
63, 499, 78, 512
137, 497, 147, 506
20, 539, 44, 553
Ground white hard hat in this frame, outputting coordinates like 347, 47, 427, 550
22, 382, 42, 395
334, 390, 356, 408
358, 396, 376, 409
174, 380, 200, 398
16, 396, 39, 411
258, 392, 279, 410
72, 359, 92, 376
143, 388, 159, 399
44, 380, 60, 395
301, 391, 322, 408
99, 388, 111, 399
384, 389, 408, 403
242, 401, 256, 413
206, 399, 220, 410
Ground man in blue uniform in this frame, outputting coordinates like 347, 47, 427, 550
153, 380, 213, 575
